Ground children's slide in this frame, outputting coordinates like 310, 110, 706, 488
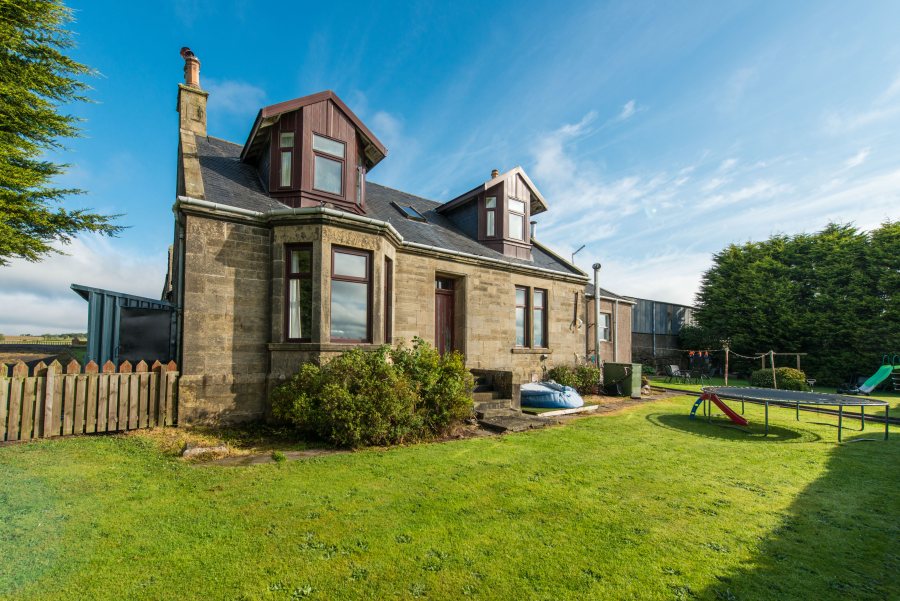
709, 395, 749, 426
689, 394, 749, 426
859, 364, 895, 394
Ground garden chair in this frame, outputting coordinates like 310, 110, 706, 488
664, 365, 685, 383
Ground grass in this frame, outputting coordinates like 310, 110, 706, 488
650, 375, 900, 416
1, 396, 898, 600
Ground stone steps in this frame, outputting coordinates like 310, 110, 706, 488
478, 411, 557, 433
474, 399, 512, 417
473, 390, 499, 403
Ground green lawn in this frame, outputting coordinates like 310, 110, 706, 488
651, 376, 900, 416
1, 397, 898, 600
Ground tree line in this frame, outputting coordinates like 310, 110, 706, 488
684, 222, 899, 386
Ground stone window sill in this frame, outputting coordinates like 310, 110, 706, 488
510, 348, 552, 355
269, 342, 383, 352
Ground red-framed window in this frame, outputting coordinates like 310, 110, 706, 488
515, 286, 529, 347
312, 133, 345, 197
533, 288, 548, 348
285, 244, 313, 341
515, 286, 549, 348
330, 246, 371, 342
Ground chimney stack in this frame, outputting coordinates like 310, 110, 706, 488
177, 46, 208, 137
181, 47, 201, 87
491, 168, 500, 179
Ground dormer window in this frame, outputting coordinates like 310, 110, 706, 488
313, 133, 345, 196
485, 196, 496, 237
508, 198, 526, 241
279, 132, 294, 188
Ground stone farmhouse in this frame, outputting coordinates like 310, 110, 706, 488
164, 49, 632, 423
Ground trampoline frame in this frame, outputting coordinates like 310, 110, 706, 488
699, 386, 890, 442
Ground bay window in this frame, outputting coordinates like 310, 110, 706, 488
285, 244, 312, 341
330, 247, 371, 342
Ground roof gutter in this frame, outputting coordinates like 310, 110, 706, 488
175, 195, 588, 282
175, 195, 266, 219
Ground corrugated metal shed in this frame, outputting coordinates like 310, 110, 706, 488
71, 284, 177, 366
631, 298, 695, 335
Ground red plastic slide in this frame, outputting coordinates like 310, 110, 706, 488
706, 393, 749, 426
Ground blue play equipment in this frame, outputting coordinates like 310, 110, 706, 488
689, 397, 703, 418
520, 381, 584, 409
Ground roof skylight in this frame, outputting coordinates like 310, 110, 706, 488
392, 202, 427, 222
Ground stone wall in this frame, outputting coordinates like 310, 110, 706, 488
178, 210, 591, 421
585, 297, 634, 364
179, 214, 272, 423
393, 251, 586, 385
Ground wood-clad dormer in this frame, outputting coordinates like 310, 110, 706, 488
240, 91, 387, 215
437, 167, 548, 260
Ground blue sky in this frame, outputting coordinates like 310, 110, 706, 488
1, 0, 899, 333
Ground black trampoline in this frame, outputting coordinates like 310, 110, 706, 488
700, 386, 890, 442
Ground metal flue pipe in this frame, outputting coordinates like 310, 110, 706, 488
593, 262, 602, 367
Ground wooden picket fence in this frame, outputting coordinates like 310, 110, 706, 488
0, 359, 179, 443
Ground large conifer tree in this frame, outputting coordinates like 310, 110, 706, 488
692, 222, 899, 384
0, 0, 121, 266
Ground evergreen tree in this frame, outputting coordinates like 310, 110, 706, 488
0, 0, 121, 266
693, 222, 899, 385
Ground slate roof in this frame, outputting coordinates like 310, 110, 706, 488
193, 135, 585, 277
584, 284, 634, 302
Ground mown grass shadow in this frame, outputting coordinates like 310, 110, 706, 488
698, 436, 900, 600
647, 412, 820, 443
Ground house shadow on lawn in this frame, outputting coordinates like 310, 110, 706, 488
697, 437, 900, 600
647, 412, 819, 443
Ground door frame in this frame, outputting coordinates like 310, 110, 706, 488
435, 278, 455, 355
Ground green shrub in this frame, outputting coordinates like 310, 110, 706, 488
390, 338, 474, 433
641, 364, 656, 376
270, 339, 473, 448
546, 364, 602, 395
750, 367, 810, 391
573, 364, 603, 395
545, 365, 578, 389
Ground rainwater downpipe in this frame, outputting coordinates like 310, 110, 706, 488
593, 262, 602, 368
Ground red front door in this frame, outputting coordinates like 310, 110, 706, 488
435, 278, 454, 355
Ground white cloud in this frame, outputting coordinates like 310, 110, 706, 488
718, 158, 738, 172
601, 251, 712, 306
205, 78, 267, 115
824, 73, 900, 134
617, 100, 636, 121
370, 111, 404, 147
701, 176, 729, 193
843, 147, 871, 169
0, 236, 167, 334
528, 109, 898, 307
697, 180, 792, 210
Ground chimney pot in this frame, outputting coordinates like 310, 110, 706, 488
180, 46, 201, 88
491, 168, 500, 179
530, 220, 537, 239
